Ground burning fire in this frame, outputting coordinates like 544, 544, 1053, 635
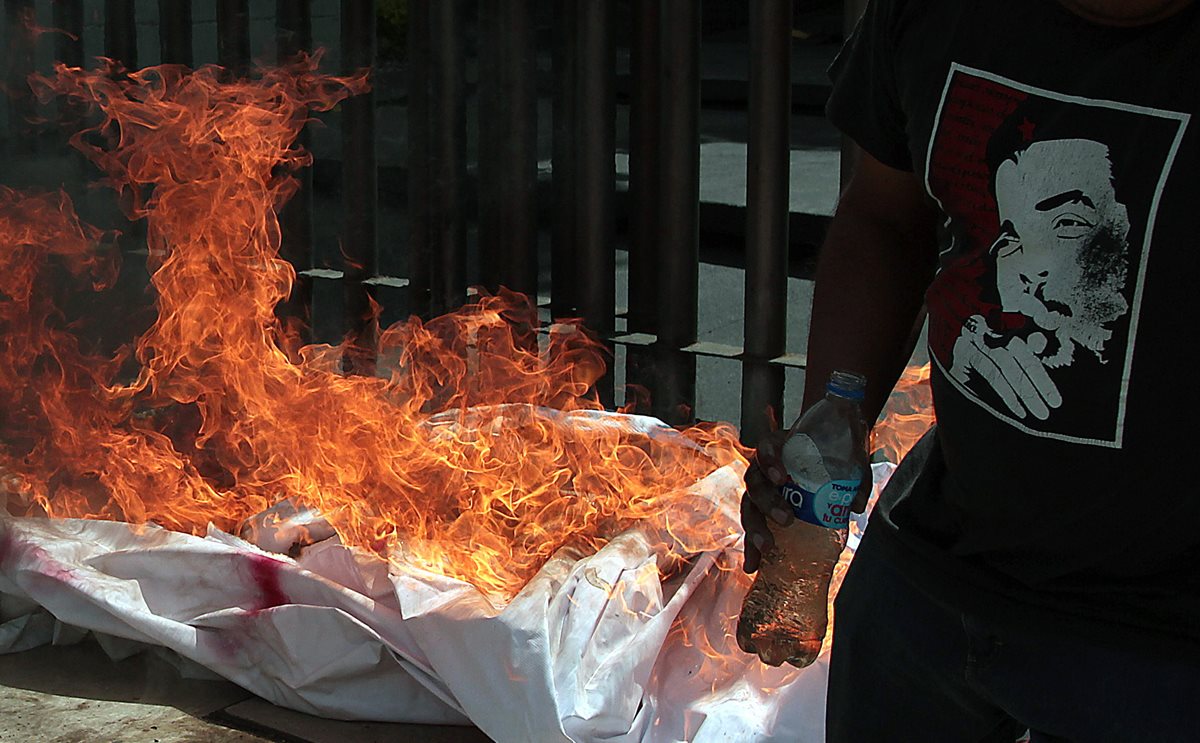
1, 57, 936, 693
872, 362, 934, 465
0, 58, 747, 603
820, 363, 934, 657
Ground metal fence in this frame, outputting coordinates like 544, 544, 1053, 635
1, 0, 862, 443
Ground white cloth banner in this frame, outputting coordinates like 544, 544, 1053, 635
0, 413, 895, 743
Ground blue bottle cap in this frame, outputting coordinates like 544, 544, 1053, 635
826, 370, 866, 401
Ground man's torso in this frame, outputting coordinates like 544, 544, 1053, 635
831, 0, 1200, 642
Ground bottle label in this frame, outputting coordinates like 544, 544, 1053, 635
780, 478, 859, 529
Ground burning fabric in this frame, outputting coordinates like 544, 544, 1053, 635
2, 445, 891, 741
0, 59, 908, 741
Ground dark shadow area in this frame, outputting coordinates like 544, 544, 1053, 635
0, 636, 251, 717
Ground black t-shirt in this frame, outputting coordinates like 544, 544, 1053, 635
827, 0, 1200, 650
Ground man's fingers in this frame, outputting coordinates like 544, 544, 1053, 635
1007, 336, 1062, 409
753, 431, 789, 486
993, 343, 1052, 420
740, 496, 774, 573
744, 466, 792, 526
969, 338, 1030, 419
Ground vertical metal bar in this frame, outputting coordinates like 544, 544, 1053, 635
341, 0, 378, 371
53, 0, 84, 68
276, 0, 313, 343
627, 0, 660, 334
428, 0, 466, 315
478, 0, 538, 298
654, 0, 700, 424
407, 0, 432, 318
622, 0, 661, 413
574, 0, 615, 406
498, 0, 538, 298
104, 0, 137, 69
5, 0, 37, 145
276, 0, 312, 59
741, 0, 793, 444
52, 0, 85, 128
550, 0, 577, 317
216, 0, 250, 78
157, 0, 193, 67
574, 0, 615, 334
476, 0, 500, 291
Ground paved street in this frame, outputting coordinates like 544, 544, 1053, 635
0, 638, 494, 742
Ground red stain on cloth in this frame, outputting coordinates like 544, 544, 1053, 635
247, 553, 289, 611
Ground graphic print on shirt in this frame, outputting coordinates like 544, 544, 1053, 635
924, 64, 1188, 447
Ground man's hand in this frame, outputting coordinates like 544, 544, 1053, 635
949, 316, 1062, 421
742, 430, 875, 573
740, 430, 793, 573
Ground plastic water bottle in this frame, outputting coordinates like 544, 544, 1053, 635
738, 370, 868, 668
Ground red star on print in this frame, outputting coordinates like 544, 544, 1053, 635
1018, 117, 1036, 142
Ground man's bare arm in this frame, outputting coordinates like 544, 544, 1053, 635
741, 150, 940, 572
801, 150, 940, 424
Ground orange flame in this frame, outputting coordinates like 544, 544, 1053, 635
658, 363, 937, 675
872, 362, 934, 464
818, 362, 934, 660
0, 59, 749, 603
